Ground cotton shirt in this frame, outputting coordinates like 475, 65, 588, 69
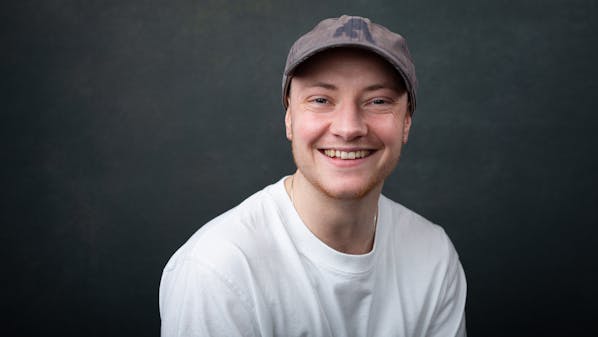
159, 177, 467, 336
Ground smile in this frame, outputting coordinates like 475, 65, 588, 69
322, 149, 372, 160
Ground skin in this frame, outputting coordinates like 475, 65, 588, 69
284, 48, 412, 254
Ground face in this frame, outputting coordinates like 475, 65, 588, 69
285, 48, 412, 200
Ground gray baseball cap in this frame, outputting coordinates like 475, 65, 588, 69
282, 15, 418, 115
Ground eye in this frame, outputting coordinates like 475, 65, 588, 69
312, 97, 328, 104
365, 97, 396, 114
371, 98, 390, 105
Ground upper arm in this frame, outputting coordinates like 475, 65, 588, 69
159, 258, 260, 337
428, 233, 467, 337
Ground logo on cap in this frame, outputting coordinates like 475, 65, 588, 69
333, 17, 375, 44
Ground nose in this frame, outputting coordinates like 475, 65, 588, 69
329, 102, 367, 141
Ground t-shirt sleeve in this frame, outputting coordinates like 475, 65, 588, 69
428, 234, 468, 337
159, 257, 260, 337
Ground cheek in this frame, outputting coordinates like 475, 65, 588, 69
381, 130, 403, 147
368, 114, 401, 134
292, 116, 329, 145
375, 121, 406, 150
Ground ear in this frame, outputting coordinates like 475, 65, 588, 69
285, 106, 292, 141
402, 112, 412, 144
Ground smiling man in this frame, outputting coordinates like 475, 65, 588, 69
160, 15, 467, 337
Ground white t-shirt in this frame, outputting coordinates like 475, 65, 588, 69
160, 177, 467, 337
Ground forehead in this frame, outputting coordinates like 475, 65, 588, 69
290, 47, 405, 91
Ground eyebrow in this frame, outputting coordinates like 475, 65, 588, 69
305, 82, 338, 90
364, 83, 394, 91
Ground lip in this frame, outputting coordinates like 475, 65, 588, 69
317, 148, 377, 167
320, 147, 373, 151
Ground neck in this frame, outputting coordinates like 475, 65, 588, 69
285, 171, 381, 255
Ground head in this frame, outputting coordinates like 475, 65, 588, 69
282, 15, 417, 115
282, 16, 417, 200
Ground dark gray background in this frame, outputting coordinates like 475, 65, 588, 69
3, 0, 597, 336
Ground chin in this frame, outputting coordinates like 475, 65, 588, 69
314, 176, 383, 200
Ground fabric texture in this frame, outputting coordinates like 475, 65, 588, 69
159, 177, 467, 337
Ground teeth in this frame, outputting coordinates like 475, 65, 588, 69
323, 149, 371, 160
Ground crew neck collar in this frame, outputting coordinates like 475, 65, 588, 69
267, 176, 385, 275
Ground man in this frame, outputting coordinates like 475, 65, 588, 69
160, 15, 467, 337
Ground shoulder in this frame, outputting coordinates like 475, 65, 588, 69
163, 183, 283, 277
378, 195, 461, 274
159, 179, 296, 335
159, 182, 287, 333
381, 196, 455, 250
159, 209, 266, 337
378, 195, 467, 334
